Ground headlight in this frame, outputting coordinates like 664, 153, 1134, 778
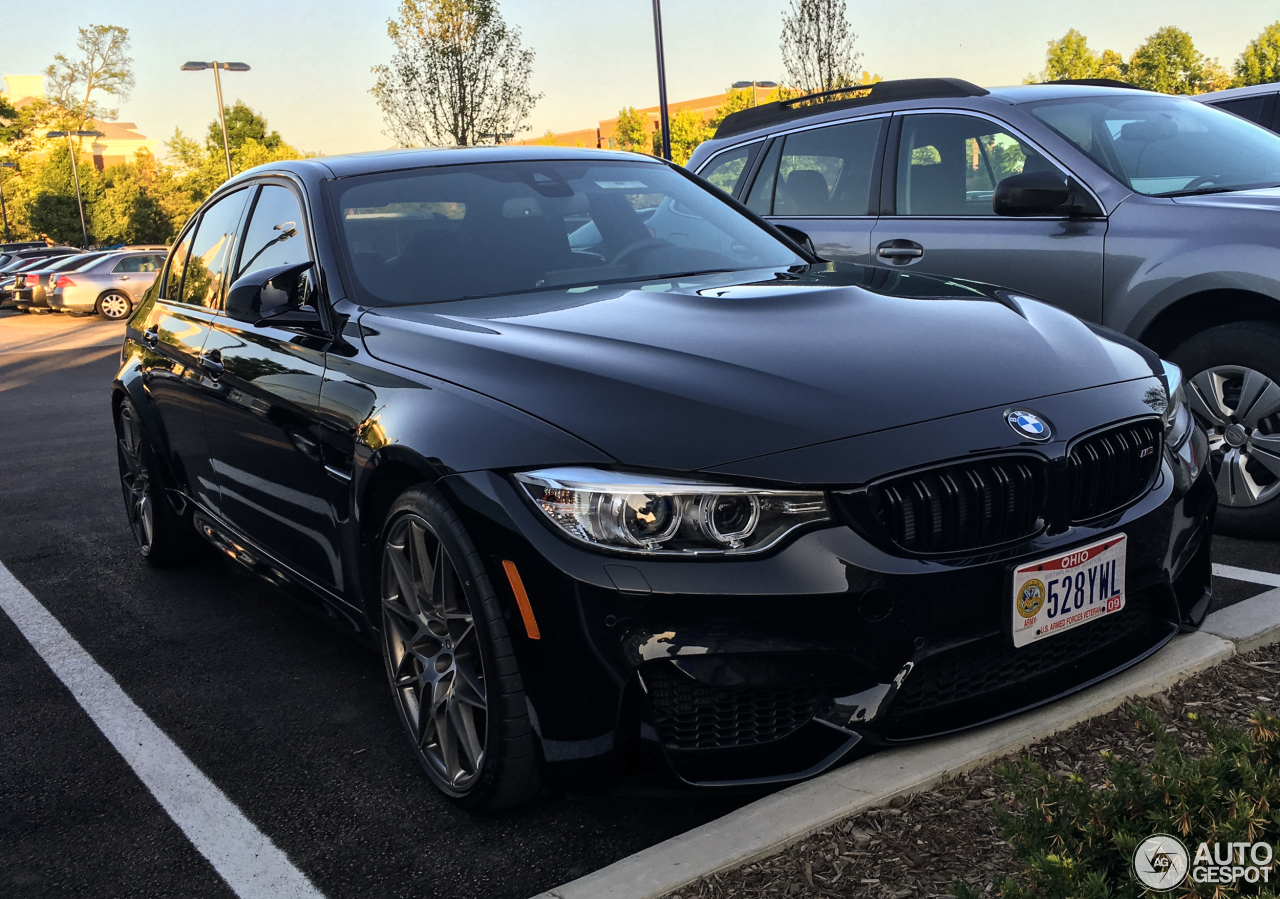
1160, 359, 1192, 447
514, 467, 830, 555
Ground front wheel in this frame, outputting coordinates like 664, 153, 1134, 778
1170, 321, 1280, 538
96, 291, 132, 320
379, 486, 540, 810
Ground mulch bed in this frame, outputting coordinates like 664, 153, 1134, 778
663, 643, 1280, 899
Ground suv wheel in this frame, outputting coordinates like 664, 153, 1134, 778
378, 485, 541, 810
97, 291, 132, 320
1170, 321, 1280, 538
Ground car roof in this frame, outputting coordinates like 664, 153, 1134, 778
1193, 83, 1280, 102
226, 145, 658, 183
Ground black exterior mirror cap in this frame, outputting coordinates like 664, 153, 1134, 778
993, 172, 1101, 217
774, 224, 820, 259
225, 260, 315, 323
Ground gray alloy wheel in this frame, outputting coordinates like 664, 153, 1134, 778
1187, 364, 1280, 508
382, 513, 489, 795
96, 291, 132, 320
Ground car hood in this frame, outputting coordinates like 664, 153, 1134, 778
358, 265, 1158, 472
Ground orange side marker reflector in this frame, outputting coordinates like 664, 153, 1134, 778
502, 560, 541, 640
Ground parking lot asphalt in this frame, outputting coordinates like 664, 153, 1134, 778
0, 312, 1277, 899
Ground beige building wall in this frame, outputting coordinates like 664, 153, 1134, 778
1, 74, 159, 169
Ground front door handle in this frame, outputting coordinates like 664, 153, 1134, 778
199, 350, 224, 378
876, 240, 925, 265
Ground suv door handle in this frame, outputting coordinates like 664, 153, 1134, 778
876, 240, 925, 264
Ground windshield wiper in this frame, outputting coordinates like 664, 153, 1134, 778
1153, 182, 1280, 198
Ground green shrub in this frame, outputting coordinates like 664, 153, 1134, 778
956, 706, 1280, 898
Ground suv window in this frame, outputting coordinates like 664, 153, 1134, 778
699, 143, 760, 196
1212, 95, 1272, 126
896, 114, 1063, 216
774, 119, 884, 216
181, 188, 249, 307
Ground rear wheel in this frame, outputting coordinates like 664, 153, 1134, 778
379, 486, 540, 810
115, 397, 202, 566
1170, 321, 1280, 538
96, 292, 132, 320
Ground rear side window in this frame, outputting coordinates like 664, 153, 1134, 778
163, 232, 194, 301
698, 143, 760, 196
895, 114, 1064, 216
181, 188, 250, 307
112, 255, 154, 273
1211, 94, 1275, 126
776, 119, 884, 216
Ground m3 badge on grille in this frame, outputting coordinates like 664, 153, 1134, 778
1007, 409, 1052, 441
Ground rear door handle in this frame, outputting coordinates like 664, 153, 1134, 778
876, 240, 925, 264
143, 325, 159, 347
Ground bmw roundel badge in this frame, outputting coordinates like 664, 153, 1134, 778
1007, 410, 1052, 441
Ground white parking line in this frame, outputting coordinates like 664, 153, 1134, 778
1214, 563, 1280, 588
0, 562, 325, 899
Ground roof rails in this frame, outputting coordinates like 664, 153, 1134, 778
714, 77, 989, 139
1048, 78, 1149, 90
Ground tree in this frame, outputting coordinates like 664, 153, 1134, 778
206, 101, 282, 153
613, 106, 649, 153
1127, 26, 1230, 95
1030, 29, 1128, 84
0, 96, 20, 145
12, 141, 104, 244
653, 109, 712, 166
45, 24, 134, 129
370, 0, 541, 146
779, 0, 862, 96
1236, 21, 1280, 86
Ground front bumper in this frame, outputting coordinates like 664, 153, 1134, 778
437, 391, 1215, 790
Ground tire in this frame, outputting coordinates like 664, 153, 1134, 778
378, 485, 541, 811
1169, 321, 1280, 538
115, 397, 203, 566
96, 291, 132, 320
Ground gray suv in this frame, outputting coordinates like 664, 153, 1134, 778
688, 78, 1280, 538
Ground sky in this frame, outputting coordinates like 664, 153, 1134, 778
2, 0, 1277, 157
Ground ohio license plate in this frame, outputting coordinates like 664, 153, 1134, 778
1011, 535, 1127, 648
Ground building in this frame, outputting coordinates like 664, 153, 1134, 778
1, 74, 160, 169
518, 90, 774, 150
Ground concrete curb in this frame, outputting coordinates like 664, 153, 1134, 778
534, 589, 1280, 899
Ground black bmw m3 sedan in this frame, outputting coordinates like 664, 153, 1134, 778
112, 146, 1215, 809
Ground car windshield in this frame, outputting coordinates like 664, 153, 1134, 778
1025, 93, 1280, 196
328, 158, 804, 305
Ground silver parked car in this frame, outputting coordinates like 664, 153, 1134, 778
48, 250, 167, 320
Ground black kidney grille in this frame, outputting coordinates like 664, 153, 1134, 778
889, 594, 1150, 718
642, 665, 821, 751
869, 457, 1047, 554
1067, 420, 1161, 522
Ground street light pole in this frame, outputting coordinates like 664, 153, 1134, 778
650, 0, 672, 161
46, 131, 101, 249
732, 81, 779, 108
181, 61, 251, 181
0, 162, 16, 241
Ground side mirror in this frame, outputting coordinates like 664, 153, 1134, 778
993, 171, 1072, 216
225, 261, 318, 327
774, 224, 818, 258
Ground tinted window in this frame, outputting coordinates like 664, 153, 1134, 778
236, 185, 311, 282
181, 189, 249, 307
163, 230, 193, 301
331, 160, 803, 306
774, 119, 884, 216
699, 143, 759, 196
896, 114, 1062, 216
744, 139, 783, 214
1211, 95, 1270, 125
1028, 94, 1280, 196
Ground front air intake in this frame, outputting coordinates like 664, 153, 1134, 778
1067, 419, 1162, 522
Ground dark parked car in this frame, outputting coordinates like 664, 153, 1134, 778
688, 78, 1280, 537
114, 147, 1213, 809
0, 244, 81, 273
1196, 83, 1280, 133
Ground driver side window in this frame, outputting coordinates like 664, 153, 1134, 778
235, 185, 314, 308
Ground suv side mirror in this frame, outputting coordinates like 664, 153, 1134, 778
993, 171, 1072, 216
225, 261, 320, 327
